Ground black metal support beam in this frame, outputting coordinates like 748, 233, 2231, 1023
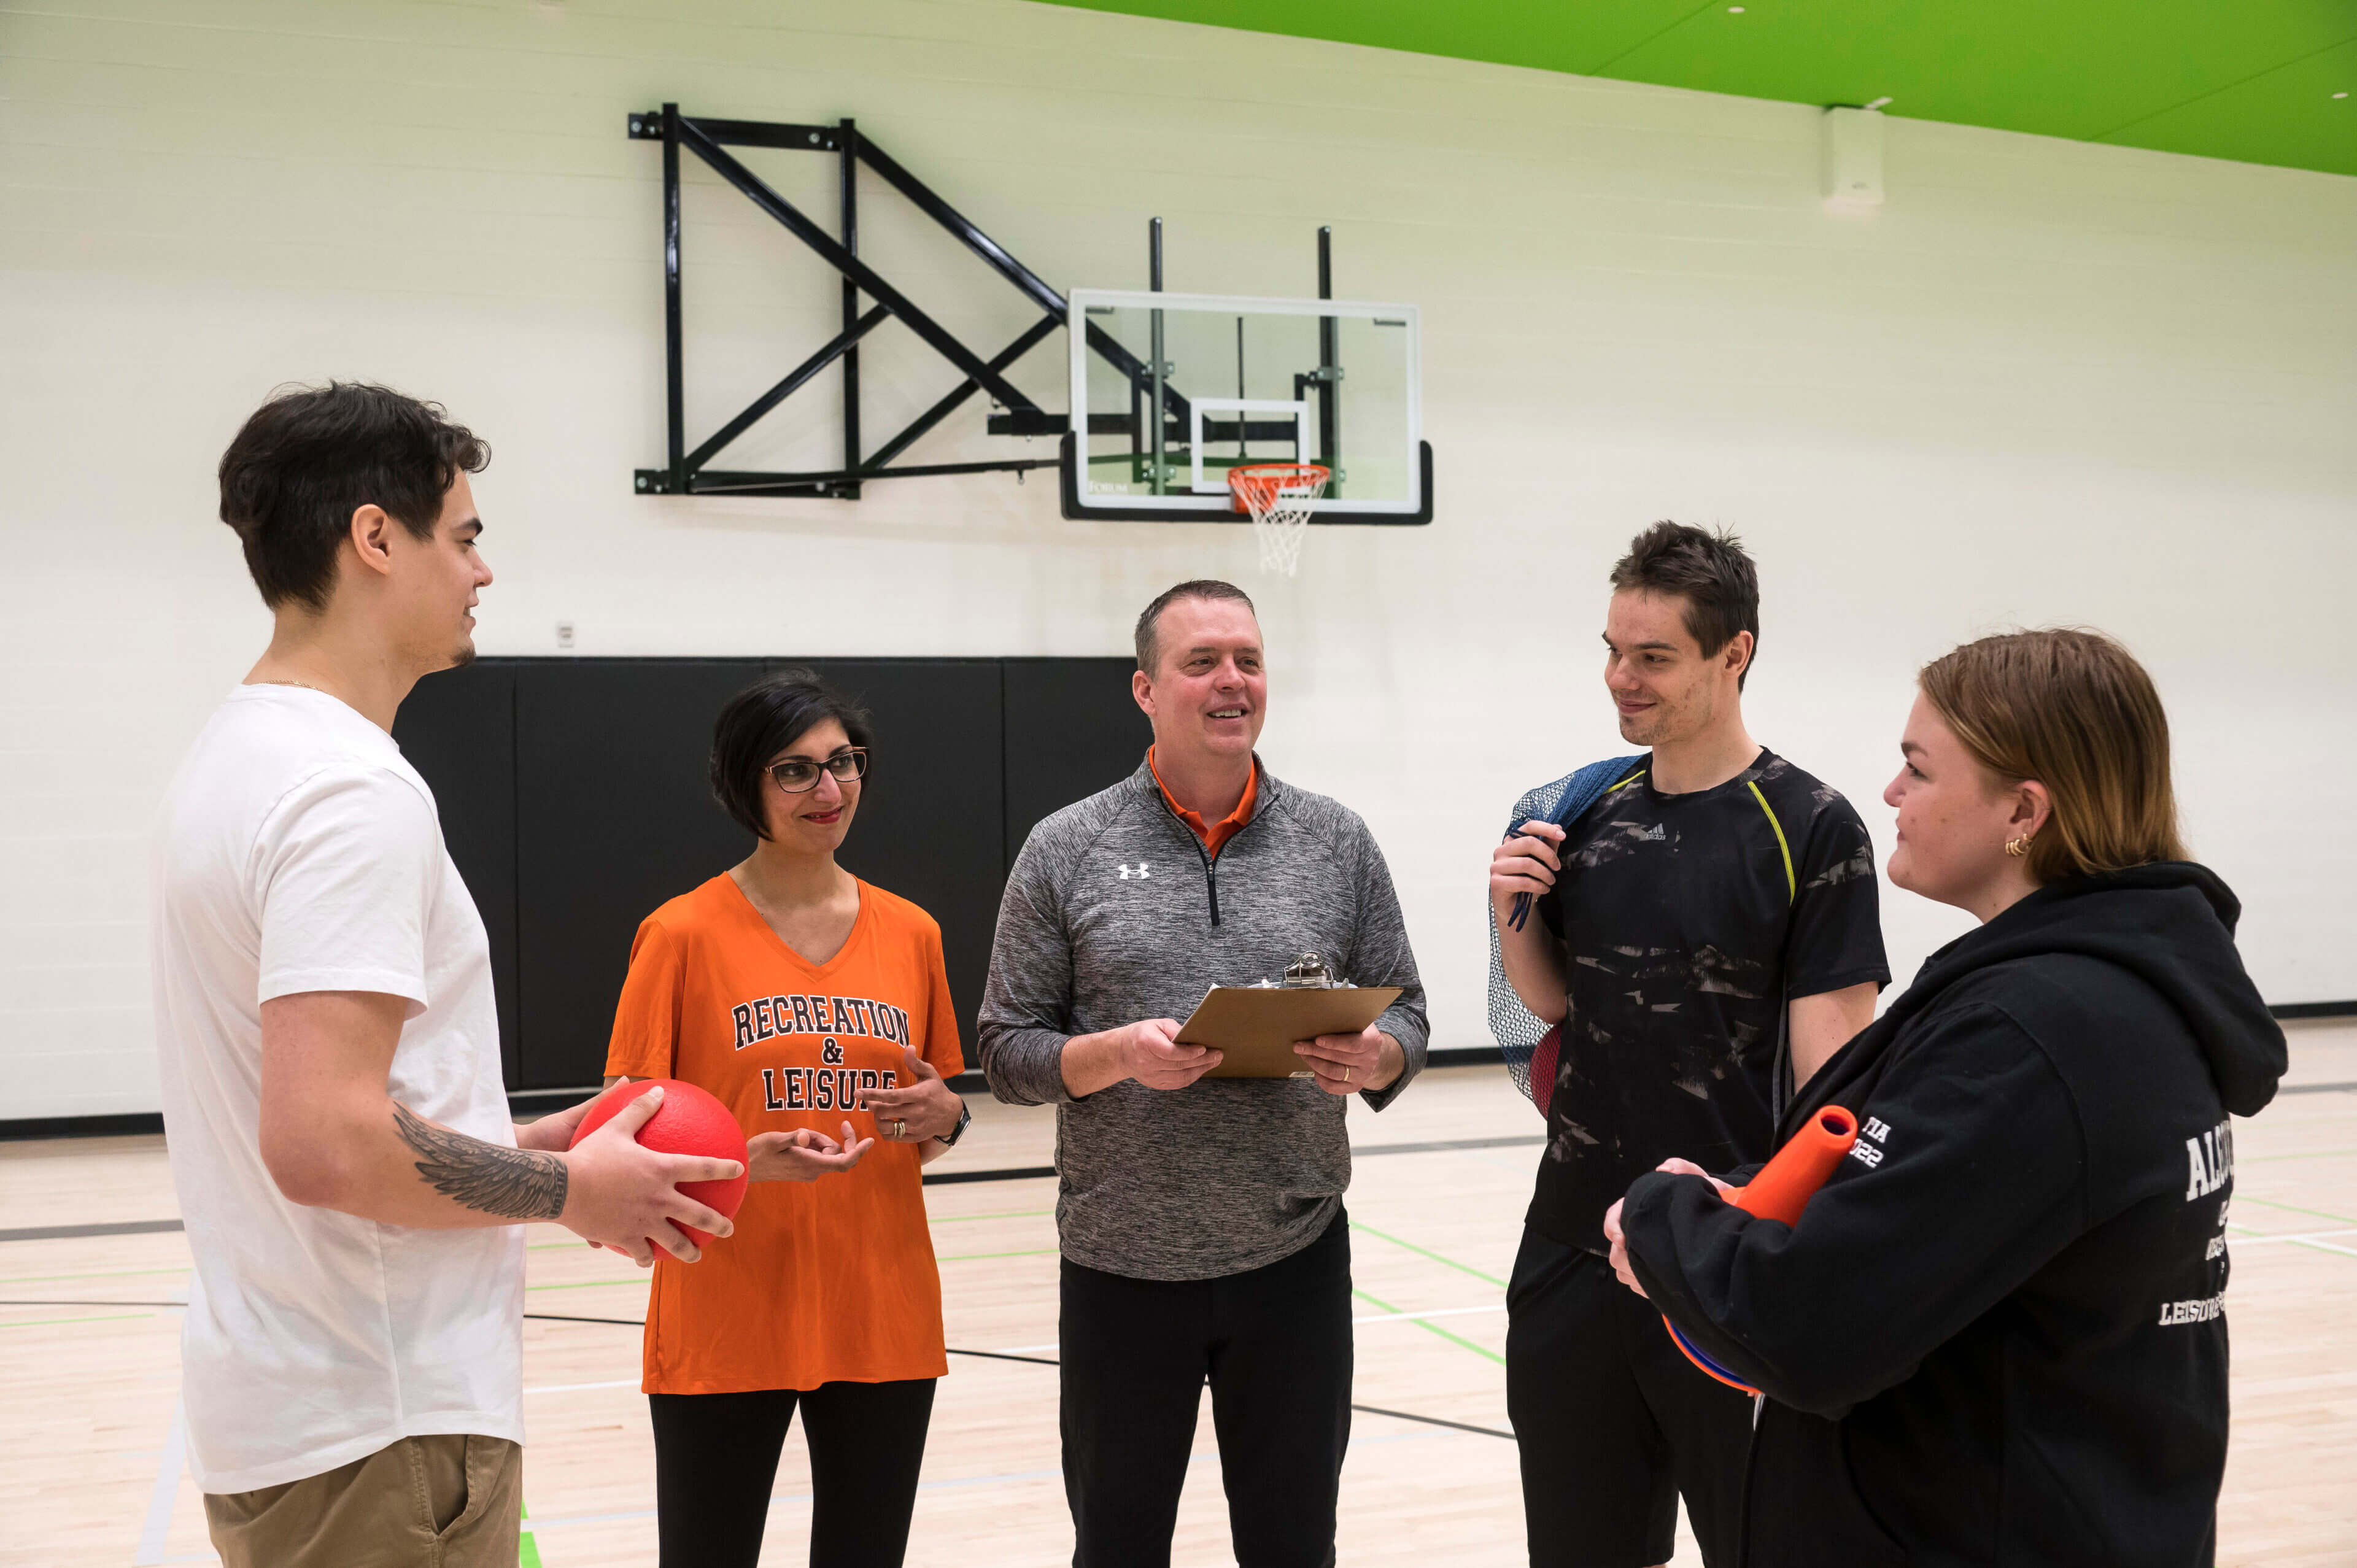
629, 105, 1201, 501
681, 457, 1059, 498
853, 136, 1066, 319
1317, 225, 1341, 499
840, 118, 862, 498
863, 315, 1062, 473
670, 115, 1041, 415
684, 304, 889, 472
662, 109, 685, 495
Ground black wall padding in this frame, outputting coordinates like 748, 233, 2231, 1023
1003, 660, 1155, 875
393, 657, 1147, 1091
513, 659, 763, 1089
392, 663, 521, 1084
790, 658, 1004, 1081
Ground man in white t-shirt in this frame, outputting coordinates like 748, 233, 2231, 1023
154, 383, 761, 1567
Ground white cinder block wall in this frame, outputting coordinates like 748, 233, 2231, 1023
6, 0, 2354, 1120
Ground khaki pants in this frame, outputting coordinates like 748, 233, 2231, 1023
203, 1434, 521, 1568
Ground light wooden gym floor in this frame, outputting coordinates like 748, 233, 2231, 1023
6, 1029, 2355, 1567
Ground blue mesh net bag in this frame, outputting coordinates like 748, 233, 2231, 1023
1489, 755, 1646, 1113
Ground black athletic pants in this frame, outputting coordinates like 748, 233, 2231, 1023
648, 1379, 935, 1568
1505, 1226, 1753, 1568
1059, 1209, 1353, 1568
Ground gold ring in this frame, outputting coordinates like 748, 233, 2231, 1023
892, 1119, 906, 1138
1343, 1067, 1353, 1083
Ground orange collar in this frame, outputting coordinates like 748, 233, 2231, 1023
1148, 747, 1258, 858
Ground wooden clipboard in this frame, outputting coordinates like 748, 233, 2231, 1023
1175, 985, 1404, 1079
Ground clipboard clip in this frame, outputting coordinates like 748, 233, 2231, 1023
1281, 952, 1336, 989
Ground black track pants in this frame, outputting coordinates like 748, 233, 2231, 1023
1059, 1209, 1354, 1568
649, 1378, 935, 1568
1505, 1227, 1754, 1568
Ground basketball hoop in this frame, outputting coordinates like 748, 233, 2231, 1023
1228, 463, 1329, 577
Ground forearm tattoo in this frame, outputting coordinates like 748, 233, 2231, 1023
392, 1102, 569, 1220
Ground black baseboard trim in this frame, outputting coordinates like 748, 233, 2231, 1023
0, 1112, 164, 1143
1427, 1046, 1506, 1068
2274, 1000, 2357, 1021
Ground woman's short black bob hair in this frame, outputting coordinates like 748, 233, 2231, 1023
709, 669, 876, 841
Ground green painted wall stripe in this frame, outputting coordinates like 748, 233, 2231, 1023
1032, 0, 2357, 178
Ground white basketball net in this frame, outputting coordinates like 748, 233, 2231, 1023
1231, 465, 1330, 577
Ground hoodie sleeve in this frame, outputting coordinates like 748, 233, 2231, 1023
1621, 1000, 2088, 1417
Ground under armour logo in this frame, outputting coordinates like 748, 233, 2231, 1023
1118, 863, 1151, 880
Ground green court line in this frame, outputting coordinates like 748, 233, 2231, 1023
1349, 1222, 1508, 1289
0, 1311, 150, 1328
2229, 1223, 2357, 1261
0, 1265, 189, 1286
935, 1248, 1059, 1262
519, 1499, 543, 1568
2234, 1194, 2357, 1227
1352, 1286, 1504, 1365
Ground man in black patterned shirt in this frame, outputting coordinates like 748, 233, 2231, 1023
1488, 523, 1889, 1568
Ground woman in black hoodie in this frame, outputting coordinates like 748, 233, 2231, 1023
1605, 628, 2286, 1567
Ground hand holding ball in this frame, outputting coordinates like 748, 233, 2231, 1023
569, 1079, 751, 1249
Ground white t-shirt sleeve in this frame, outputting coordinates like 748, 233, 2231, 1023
255, 765, 443, 1014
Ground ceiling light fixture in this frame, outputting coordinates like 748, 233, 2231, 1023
2336, 91, 2350, 99
1864, 96, 1894, 110
1727, 5, 1744, 12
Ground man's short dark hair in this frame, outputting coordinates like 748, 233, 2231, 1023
217, 382, 490, 612
708, 669, 877, 841
1609, 522, 1760, 690
1134, 579, 1257, 674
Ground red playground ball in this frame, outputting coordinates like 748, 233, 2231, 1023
568, 1079, 749, 1248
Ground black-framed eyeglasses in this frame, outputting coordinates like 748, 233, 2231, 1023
767, 748, 868, 794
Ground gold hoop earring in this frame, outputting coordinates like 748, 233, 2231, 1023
2005, 834, 2034, 858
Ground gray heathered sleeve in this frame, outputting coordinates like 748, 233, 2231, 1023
1345, 815, 1428, 1112
977, 824, 1080, 1106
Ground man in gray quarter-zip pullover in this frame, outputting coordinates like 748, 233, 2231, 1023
979, 579, 1428, 1568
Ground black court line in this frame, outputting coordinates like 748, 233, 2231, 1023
1347, 1402, 1517, 1440
922, 1164, 1057, 1186
919, 1134, 1547, 1191
524, 1313, 1514, 1440
0, 1130, 1542, 1242
0, 1218, 185, 1244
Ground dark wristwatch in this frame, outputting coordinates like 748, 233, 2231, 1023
935, 1099, 971, 1148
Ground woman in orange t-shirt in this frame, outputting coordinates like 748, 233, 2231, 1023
603, 670, 969, 1568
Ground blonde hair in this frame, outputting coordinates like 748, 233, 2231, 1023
1918, 628, 2188, 882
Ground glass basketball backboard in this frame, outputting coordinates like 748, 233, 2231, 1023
1059, 290, 1428, 523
